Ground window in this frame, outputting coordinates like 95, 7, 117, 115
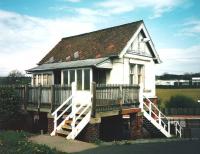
43, 74, 48, 85
69, 70, 75, 85
33, 75, 36, 86
130, 64, 136, 85
138, 65, 144, 85
63, 70, 68, 85
84, 69, 90, 90
38, 74, 42, 85
77, 70, 82, 90
47, 74, 52, 85
129, 64, 144, 85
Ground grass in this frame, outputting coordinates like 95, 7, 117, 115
0, 131, 66, 154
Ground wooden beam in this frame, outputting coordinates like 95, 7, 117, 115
121, 108, 141, 115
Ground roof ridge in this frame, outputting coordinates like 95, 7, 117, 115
61, 20, 143, 40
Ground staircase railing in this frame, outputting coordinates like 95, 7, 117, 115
141, 95, 182, 137
142, 95, 171, 136
67, 102, 92, 139
51, 82, 92, 139
50, 95, 73, 136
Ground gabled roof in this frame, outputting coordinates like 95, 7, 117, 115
38, 20, 143, 65
27, 57, 111, 72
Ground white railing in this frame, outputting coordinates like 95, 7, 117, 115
141, 94, 182, 137
142, 95, 172, 137
50, 82, 92, 139
50, 95, 73, 136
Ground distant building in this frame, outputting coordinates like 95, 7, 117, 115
156, 79, 177, 86
192, 77, 200, 86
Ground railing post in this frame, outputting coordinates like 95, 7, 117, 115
51, 85, 55, 112
24, 85, 29, 111
168, 121, 170, 134
71, 82, 76, 129
149, 101, 152, 117
159, 112, 161, 125
139, 83, 143, 110
54, 112, 57, 132
38, 85, 42, 110
92, 82, 96, 117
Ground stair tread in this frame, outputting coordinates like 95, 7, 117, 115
56, 129, 70, 136
62, 124, 72, 130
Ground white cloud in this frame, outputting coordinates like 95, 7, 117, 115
65, 0, 81, 2
178, 19, 200, 37
0, 9, 96, 76
156, 45, 200, 75
96, 0, 184, 18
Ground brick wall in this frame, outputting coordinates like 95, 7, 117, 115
129, 113, 143, 139
47, 114, 54, 134
78, 123, 100, 142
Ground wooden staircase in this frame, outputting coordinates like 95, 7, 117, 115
56, 107, 91, 138
51, 82, 92, 140
140, 95, 182, 138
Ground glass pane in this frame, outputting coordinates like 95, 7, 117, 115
63, 71, 68, 85
47, 74, 52, 85
43, 74, 47, 85
69, 70, 75, 85
38, 74, 41, 85
77, 70, 82, 90
84, 69, 90, 90
130, 74, 133, 85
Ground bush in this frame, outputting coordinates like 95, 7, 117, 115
0, 131, 65, 154
0, 86, 22, 129
165, 95, 198, 108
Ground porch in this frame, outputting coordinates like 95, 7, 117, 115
15, 83, 141, 117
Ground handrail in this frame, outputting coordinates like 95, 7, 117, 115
142, 95, 183, 138
143, 95, 169, 121
52, 95, 73, 115
75, 104, 91, 122
55, 103, 73, 121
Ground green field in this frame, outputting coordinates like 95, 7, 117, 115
156, 88, 200, 104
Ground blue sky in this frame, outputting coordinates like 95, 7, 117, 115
0, 0, 200, 76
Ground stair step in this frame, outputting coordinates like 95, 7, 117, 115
62, 124, 72, 131
65, 119, 72, 124
56, 129, 70, 137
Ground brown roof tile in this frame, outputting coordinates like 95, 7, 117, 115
38, 20, 143, 65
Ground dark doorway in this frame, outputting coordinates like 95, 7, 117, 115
54, 70, 61, 85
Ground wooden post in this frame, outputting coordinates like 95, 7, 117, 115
38, 85, 42, 111
92, 82, 96, 117
24, 85, 29, 111
51, 85, 55, 112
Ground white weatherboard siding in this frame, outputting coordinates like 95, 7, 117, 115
107, 28, 157, 97
107, 58, 124, 84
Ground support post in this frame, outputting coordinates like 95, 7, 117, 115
71, 82, 76, 128
92, 82, 96, 117
51, 85, 55, 112
168, 121, 170, 134
24, 85, 29, 111
149, 101, 152, 117
38, 85, 42, 110
139, 83, 143, 110
159, 112, 161, 126
54, 112, 57, 133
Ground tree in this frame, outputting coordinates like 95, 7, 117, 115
0, 86, 21, 129
6, 70, 30, 85
8, 70, 24, 77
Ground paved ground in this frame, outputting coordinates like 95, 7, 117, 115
29, 135, 200, 154
75, 139, 200, 154
29, 135, 97, 153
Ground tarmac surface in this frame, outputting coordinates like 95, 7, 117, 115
29, 135, 200, 154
